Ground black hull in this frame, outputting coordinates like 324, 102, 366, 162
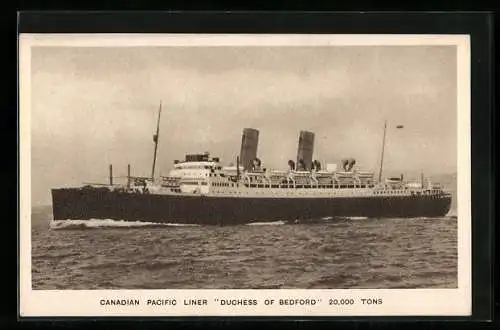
51, 188, 453, 225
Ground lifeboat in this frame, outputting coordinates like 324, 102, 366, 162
335, 171, 355, 179
356, 170, 374, 178
385, 177, 402, 184
268, 170, 288, 184
405, 182, 423, 189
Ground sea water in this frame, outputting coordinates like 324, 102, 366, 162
31, 207, 457, 290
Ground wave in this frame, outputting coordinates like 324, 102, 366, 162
320, 216, 368, 221
446, 210, 457, 218
319, 215, 453, 222
344, 216, 369, 220
49, 219, 200, 230
246, 220, 287, 226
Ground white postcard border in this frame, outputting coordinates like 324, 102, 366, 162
19, 33, 471, 317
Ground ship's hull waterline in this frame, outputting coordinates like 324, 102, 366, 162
51, 188, 452, 225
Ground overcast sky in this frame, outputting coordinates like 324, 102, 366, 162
30, 45, 457, 206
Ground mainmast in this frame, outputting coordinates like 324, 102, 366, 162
151, 101, 162, 181
378, 120, 387, 182
236, 156, 240, 181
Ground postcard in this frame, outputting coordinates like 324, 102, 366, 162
19, 33, 471, 317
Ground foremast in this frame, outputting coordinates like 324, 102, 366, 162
151, 101, 162, 181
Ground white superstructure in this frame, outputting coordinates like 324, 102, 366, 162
102, 152, 447, 199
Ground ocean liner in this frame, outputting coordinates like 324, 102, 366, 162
51, 104, 452, 225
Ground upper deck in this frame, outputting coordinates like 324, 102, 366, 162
96, 152, 449, 199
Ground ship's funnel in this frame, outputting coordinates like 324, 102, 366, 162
239, 128, 259, 171
296, 130, 315, 171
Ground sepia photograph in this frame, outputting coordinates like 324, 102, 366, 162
19, 34, 471, 317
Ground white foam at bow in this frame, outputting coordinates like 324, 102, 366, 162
49, 219, 200, 229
